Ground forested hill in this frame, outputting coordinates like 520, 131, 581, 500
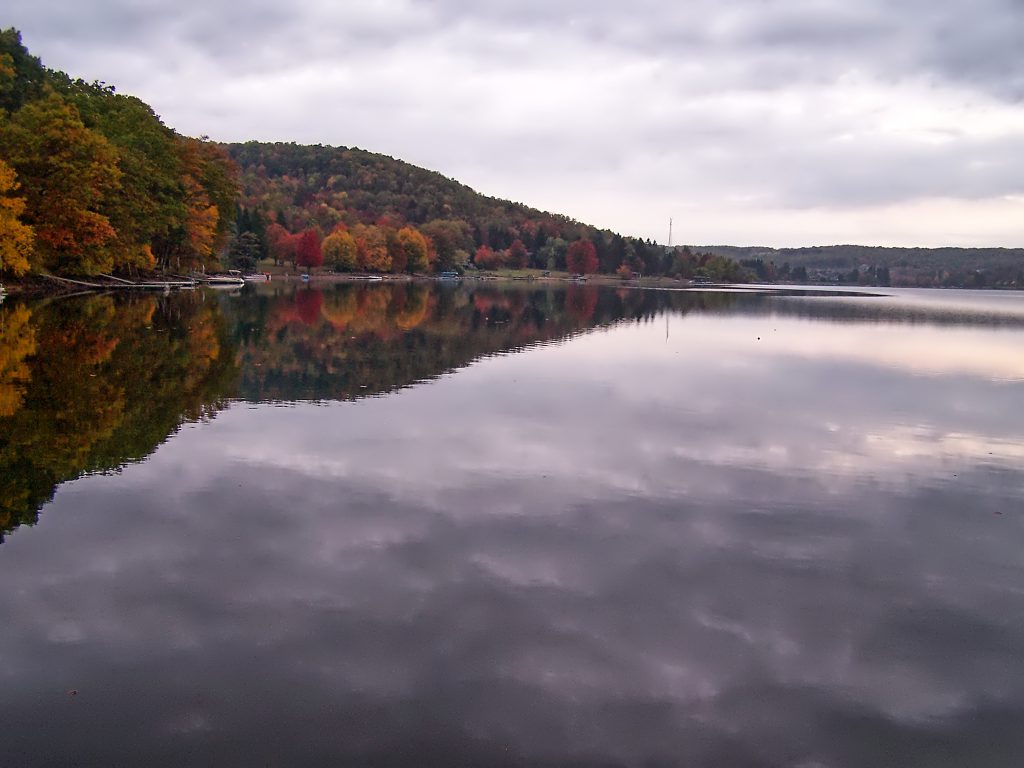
225, 141, 747, 280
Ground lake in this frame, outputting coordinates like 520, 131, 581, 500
1, 282, 1022, 767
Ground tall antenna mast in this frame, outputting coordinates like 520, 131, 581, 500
668, 217, 673, 248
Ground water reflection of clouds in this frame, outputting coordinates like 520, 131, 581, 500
577, 308, 1024, 380
207, 319, 1021, 500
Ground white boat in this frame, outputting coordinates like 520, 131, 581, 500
243, 273, 270, 282
203, 275, 246, 286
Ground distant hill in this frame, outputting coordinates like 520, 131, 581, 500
697, 245, 1024, 288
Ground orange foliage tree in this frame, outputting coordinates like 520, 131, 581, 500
353, 224, 391, 272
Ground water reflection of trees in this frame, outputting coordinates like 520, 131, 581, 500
228, 283, 737, 402
0, 283, 736, 541
0, 294, 238, 540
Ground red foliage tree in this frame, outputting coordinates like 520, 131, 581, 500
296, 229, 323, 269
566, 239, 598, 275
474, 244, 501, 270
508, 239, 529, 269
267, 223, 300, 267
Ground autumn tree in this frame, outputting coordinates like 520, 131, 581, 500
322, 229, 358, 272
385, 227, 407, 273
0, 160, 34, 276
265, 223, 293, 266
396, 226, 429, 273
508, 239, 528, 269
173, 137, 238, 271
474, 245, 502, 270
0, 91, 121, 274
353, 224, 391, 272
54, 76, 183, 271
296, 229, 323, 270
566, 239, 598, 275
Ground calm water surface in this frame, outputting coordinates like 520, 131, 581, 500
1, 283, 1022, 767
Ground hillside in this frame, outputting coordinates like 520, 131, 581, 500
225, 141, 747, 281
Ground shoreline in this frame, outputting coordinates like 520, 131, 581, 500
4, 270, 1020, 299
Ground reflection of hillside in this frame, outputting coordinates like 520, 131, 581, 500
0, 294, 239, 541
0, 284, 738, 541
227, 284, 737, 402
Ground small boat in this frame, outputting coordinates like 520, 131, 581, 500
0, 283, 6, 303
243, 273, 270, 282
301, 273, 311, 282
437, 271, 461, 281
200, 270, 245, 286
203, 275, 246, 286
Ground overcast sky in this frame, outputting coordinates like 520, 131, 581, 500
7, 0, 1024, 246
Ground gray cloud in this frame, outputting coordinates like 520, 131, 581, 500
5, 0, 1024, 244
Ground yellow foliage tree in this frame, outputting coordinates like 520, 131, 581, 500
322, 229, 358, 271
0, 159, 34, 276
396, 226, 429, 273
